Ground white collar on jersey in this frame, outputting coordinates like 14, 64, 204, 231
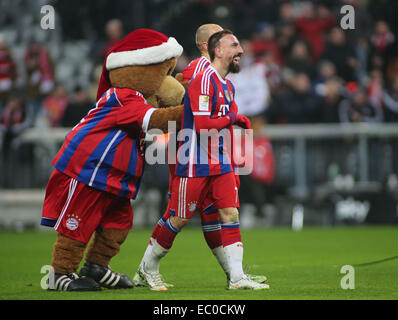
207, 65, 227, 84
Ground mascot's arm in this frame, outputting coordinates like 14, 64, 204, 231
148, 105, 183, 132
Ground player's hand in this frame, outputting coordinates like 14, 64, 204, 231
235, 115, 251, 130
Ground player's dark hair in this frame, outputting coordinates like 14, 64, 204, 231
208, 29, 233, 62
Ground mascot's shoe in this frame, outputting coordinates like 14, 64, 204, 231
79, 261, 133, 289
49, 273, 101, 291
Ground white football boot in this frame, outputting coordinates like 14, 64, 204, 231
137, 263, 168, 291
228, 275, 270, 290
132, 269, 174, 288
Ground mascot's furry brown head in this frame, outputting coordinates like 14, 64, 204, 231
97, 28, 185, 131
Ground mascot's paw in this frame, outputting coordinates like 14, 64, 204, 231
175, 73, 189, 89
80, 261, 134, 289
154, 75, 185, 108
49, 273, 101, 291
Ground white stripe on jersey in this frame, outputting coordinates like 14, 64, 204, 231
89, 129, 122, 187
192, 111, 211, 116
54, 178, 78, 230
193, 57, 204, 78
202, 224, 221, 232
188, 123, 197, 177
194, 56, 210, 78
178, 177, 188, 218
201, 67, 214, 95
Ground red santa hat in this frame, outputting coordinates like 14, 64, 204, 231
97, 28, 183, 100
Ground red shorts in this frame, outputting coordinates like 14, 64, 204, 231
170, 172, 238, 219
41, 169, 133, 243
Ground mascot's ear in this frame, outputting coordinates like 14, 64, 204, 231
175, 73, 190, 89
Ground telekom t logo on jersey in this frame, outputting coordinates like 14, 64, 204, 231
218, 104, 229, 117
145, 121, 254, 175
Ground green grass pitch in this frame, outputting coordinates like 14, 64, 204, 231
0, 226, 397, 300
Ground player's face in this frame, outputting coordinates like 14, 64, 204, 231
219, 34, 244, 74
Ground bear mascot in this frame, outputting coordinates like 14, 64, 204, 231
40, 28, 185, 291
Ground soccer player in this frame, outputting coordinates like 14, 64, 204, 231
137, 29, 270, 290
133, 24, 266, 289
178, 24, 223, 86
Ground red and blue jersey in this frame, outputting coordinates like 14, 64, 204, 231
52, 87, 156, 199
167, 56, 211, 177
176, 65, 237, 177
181, 56, 211, 83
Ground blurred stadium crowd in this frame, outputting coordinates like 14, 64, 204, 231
0, 0, 398, 223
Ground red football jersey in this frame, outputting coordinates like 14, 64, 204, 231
176, 65, 237, 177
181, 56, 211, 83
52, 87, 155, 199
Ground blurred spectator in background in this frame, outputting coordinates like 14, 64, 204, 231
370, 20, 395, 56
227, 40, 270, 119
385, 41, 398, 84
239, 116, 275, 218
383, 74, 398, 122
321, 27, 359, 83
88, 64, 103, 103
0, 35, 18, 107
294, 2, 335, 62
368, 20, 397, 83
278, 1, 294, 24
0, 95, 33, 187
96, 19, 124, 64
276, 0, 297, 60
339, 83, 383, 123
250, 23, 283, 65
24, 41, 55, 117
367, 68, 385, 110
38, 84, 69, 127
317, 77, 345, 123
313, 60, 337, 89
61, 86, 93, 127
0, 95, 32, 159
266, 72, 321, 124
285, 39, 316, 79
277, 21, 297, 61
262, 50, 281, 94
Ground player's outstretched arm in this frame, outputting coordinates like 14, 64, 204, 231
194, 111, 236, 131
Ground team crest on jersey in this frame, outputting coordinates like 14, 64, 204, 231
65, 214, 81, 231
188, 201, 197, 212
199, 95, 209, 111
224, 89, 231, 103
